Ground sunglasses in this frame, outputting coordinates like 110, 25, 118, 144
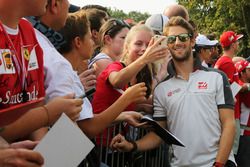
105, 19, 130, 35
166, 33, 192, 44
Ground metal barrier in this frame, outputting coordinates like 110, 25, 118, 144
80, 123, 171, 167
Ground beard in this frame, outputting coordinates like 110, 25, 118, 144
170, 46, 192, 62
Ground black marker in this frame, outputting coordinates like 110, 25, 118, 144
76, 87, 96, 99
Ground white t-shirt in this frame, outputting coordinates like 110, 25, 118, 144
35, 29, 93, 120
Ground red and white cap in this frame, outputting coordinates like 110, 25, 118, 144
220, 31, 243, 48
235, 60, 250, 73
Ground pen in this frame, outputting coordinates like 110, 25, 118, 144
76, 87, 96, 99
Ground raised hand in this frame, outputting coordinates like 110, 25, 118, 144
45, 94, 83, 125
119, 111, 146, 127
122, 82, 147, 104
140, 36, 169, 64
153, 55, 171, 83
79, 68, 96, 91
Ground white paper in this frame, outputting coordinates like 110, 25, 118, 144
34, 113, 94, 167
230, 82, 242, 97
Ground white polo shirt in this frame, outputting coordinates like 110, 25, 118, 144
35, 30, 93, 120
153, 57, 235, 167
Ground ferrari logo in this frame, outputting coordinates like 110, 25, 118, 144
23, 48, 30, 61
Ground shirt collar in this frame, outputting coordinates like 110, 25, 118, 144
167, 51, 204, 77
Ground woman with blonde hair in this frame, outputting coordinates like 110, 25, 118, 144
92, 24, 169, 165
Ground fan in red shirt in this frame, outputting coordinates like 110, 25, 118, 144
214, 30, 243, 155
234, 60, 250, 166
0, 19, 45, 109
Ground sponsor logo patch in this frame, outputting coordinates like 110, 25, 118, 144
198, 81, 208, 89
0, 49, 15, 74
167, 88, 181, 97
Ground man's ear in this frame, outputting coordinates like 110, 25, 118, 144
91, 29, 99, 40
47, 0, 59, 14
73, 37, 82, 49
190, 37, 196, 47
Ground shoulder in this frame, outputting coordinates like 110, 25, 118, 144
200, 67, 229, 81
35, 29, 54, 49
215, 56, 233, 67
89, 52, 112, 68
19, 18, 34, 30
19, 18, 38, 42
95, 53, 111, 59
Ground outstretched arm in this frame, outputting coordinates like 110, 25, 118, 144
110, 120, 165, 152
1, 94, 83, 142
77, 82, 147, 138
109, 38, 168, 89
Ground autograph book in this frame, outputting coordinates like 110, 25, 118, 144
141, 116, 185, 147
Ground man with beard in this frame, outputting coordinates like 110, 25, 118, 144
110, 16, 236, 167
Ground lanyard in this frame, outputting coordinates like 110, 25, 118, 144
0, 22, 29, 101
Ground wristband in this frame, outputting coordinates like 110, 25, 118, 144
213, 162, 224, 167
130, 140, 138, 152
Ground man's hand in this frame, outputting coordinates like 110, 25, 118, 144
110, 134, 134, 152
0, 148, 44, 167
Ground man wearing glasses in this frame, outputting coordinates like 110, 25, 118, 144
111, 16, 236, 167
195, 34, 219, 67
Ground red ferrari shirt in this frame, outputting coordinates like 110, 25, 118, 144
0, 19, 45, 109
215, 55, 240, 118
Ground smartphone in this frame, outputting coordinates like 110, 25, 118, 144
154, 35, 168, 45
76, 87, 96, 99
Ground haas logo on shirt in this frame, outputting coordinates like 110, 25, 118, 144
198, 82, 208, 89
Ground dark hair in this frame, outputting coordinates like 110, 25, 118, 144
59, 11, 90, 54
188, 20, 197, 31
83, 8, 108, 32
81, 4, 110, 16
165, 4, 189, 21
163, 16, 194, 38
99, 18, 130, 48
206, 33, 217, 40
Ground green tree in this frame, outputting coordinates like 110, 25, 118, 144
107, 7, 150, 23
178, 0, 250, 57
